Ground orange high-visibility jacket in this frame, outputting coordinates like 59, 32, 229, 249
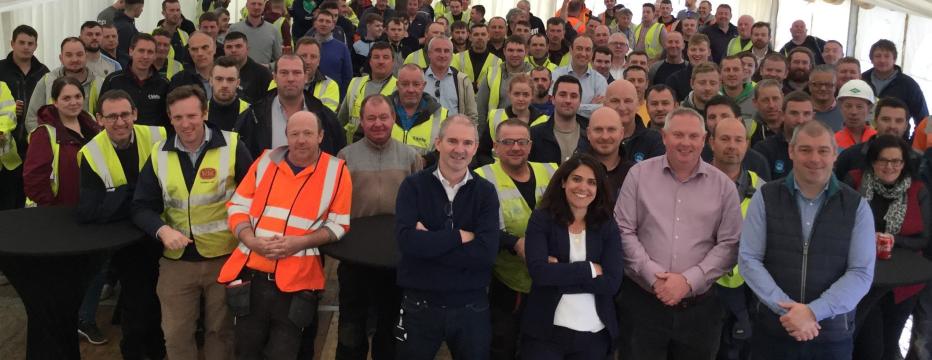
218, 147, 352, 292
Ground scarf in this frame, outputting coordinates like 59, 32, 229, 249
862, 171, 910, 235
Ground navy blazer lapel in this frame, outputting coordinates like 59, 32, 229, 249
554, 223, 571, 262
585, 223, 601, 262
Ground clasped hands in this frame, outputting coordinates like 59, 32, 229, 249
778, 301, 820, 342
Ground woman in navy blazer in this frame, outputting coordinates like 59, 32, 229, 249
520, 154, 624, 359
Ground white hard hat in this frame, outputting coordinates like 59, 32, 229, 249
836, 79, 876, 104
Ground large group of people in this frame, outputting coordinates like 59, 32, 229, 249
0, 0, 931, 359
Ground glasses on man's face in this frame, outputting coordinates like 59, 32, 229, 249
875, 158, 905, 168
809, 82, 834, 89
434, 79, 441, 98
497, 138, 532, 146
101, 111, 133, 123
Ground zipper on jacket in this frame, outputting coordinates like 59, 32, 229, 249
799, 200, 827, 302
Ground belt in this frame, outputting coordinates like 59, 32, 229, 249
241, 267, 275, 282
672, 290, 711, 309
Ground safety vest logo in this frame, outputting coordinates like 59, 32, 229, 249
634, 152, 645, 162
774, 160, 785, 174
200, 168, 217, 180
412, 135, 427, 143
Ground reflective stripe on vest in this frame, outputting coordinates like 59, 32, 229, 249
346, 76, 397, 143
716, 170, 761, 288
487, 110, 549, 141
219, 149, 347, 291
153, 130, 238, 259
25, 124, 59, 207
634, 22, 664, 59
477, 161, 557, 293
78, 125, 166, 189
487, 65, 503, 110
391, 107, 449, 154
0, 82, 21, 170
314, 79, 340, 112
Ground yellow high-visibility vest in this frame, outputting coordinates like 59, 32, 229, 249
78, 125, 165, 188
345, 75, 397, 143
151, 130, 239, 259
391, 107, 449, 154
477, 161, 557, 293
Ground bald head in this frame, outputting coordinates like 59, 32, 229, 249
737, 15, 754, 38
286, 110, 324, 164
604, 79, 638, 126
287, 110, 321, 132
710, 117, 748, 167
590, 107, 621, 125
713, 117, 746, 138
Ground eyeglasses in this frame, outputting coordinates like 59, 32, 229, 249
875, 158, 905, 168
100, 111, 133, 123
434, 79, 441, 98
809, 82, 834, 89
497, 138, 532, 146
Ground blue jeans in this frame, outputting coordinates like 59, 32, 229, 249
396, 292, 491, 360
78, 258, 109, 325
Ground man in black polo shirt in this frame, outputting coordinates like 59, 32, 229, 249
699, 3, 737, 63
222, 31, 273, 104
168, 32, 215, 93
100, 33, 170, 128
603, 79, 665, 164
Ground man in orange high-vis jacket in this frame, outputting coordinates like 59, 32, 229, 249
217, 110, 352, 359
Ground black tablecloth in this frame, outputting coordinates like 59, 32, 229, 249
320, 215, 397, 267
873, 247, 932, 287
0, 206, 145, 256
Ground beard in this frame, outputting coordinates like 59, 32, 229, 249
789, 69, 809, 82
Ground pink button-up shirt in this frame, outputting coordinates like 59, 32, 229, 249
614, 155, 743, 296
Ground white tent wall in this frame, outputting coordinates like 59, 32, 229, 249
0, 0, 928, 103
0, 0, 201, 68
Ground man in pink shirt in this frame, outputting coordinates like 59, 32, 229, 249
614, 107, 743, 359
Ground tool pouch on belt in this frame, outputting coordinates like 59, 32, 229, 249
225, 280, 252, 317
288, 290, 319, 329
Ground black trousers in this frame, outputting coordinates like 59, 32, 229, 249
335, 261, 400, 360
617, 277, 724, 360
0, 254, 102, 360
855, 287, 918, 360
490, 276, 527, 360
111, 240, 165, 360
0, 165, 24, 210
234, 270, 319, 360
521, 327, 612, 360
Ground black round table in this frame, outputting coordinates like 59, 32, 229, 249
0, 206, 145, 359
873, 247, 932, 288
320, 215, 398, 268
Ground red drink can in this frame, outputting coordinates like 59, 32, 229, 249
877, 234, 893, 260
